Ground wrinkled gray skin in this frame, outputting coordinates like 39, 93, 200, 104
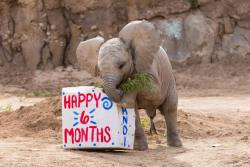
76, 20, 182, 150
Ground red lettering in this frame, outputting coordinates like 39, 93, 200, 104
80, 110, 90, 124
89, 126, 97, 142
75, 128, 81, 143
64, 92, 102, 109
64, 128, 74, 144
78, 93, 85, 108
71, 95, 77, 108
64, 126, 112, 145
104, 126, 111, 143
64, 95, 71, 109
86, 93, 93, 108
93, 93, 101, 108
81, 127, 88, 142
96, 128, 104, 142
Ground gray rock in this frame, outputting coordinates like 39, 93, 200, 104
223, 16, 234, 34
91, 25, 98, 31
153, 18, 191, 62
237, 16, 250, 29
153, 12, 217, 63
65, 65, 74, 72
222, 27, 250, 57
54, 66, 64, 72
184, 12, 217, 62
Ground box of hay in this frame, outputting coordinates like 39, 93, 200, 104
62, 86, 135, 149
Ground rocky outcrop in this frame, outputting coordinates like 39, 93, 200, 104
153, 12, 217, 63
0, 0, 249, 70
152, 0, 250, 63
221, 27, 250, 57
153, 17, 189, 62
0, 0, 69, 70
184, 12, 217, 63
0, 0, 127, 70
126, 0, 191, 20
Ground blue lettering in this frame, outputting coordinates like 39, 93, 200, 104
123, 116, 128, 125
122, 108, 128, 115
123, 136, 126, 146
122, 108, 129, 147
123, 125, 128, 135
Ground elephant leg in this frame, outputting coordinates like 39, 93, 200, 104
149, 117, 157, 135
134, 103, 148, 150
160, 90, 182, 147
145, 109, 157, 135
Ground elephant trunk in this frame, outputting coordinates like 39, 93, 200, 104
102, 75, 123, 103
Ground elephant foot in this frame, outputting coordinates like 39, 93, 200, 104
167, 133, 182, 147
134, 136, 148, 151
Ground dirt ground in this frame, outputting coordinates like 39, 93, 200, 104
0, 60, 250, 167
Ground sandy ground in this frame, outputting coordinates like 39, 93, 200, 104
0, 95, 249, 167
0, 95, 44, 112
0, 61, 250, 166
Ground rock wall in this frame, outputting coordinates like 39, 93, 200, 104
0, 0, 249, 70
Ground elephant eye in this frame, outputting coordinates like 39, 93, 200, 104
118, 62, 125, 69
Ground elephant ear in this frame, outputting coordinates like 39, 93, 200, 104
119, 20, 161, 72
76, 36, 104, 76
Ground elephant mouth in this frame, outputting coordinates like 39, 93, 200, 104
103, 87, 124, 103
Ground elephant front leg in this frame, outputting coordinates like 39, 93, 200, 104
134, 103, 148, 150
117, 93, 147, 150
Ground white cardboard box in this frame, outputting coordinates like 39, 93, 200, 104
62, 86, 135, 149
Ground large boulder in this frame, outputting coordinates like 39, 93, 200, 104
237, 16, 250, 29
184, 12, 217, 62
153, 17, 190, 62
221, 27, 250, 57
154, 12, 217, 63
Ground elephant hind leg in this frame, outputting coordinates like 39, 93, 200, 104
149, 117, 157, 135
145, 109, 157, 135
160, 89, 182, 147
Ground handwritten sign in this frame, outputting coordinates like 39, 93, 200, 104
62, 86, 135, 149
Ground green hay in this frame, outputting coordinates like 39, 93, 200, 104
120, 73, 153, 94
140, 116, 150, 129
91, 73, 154, 94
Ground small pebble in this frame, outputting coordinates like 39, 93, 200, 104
91, 25, 97, 30
80, 14, 85, 19
50, 24, 56, 30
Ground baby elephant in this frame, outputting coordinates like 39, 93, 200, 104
76, 20, 182, 150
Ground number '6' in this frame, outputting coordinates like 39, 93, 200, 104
80, 111, 89, 124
